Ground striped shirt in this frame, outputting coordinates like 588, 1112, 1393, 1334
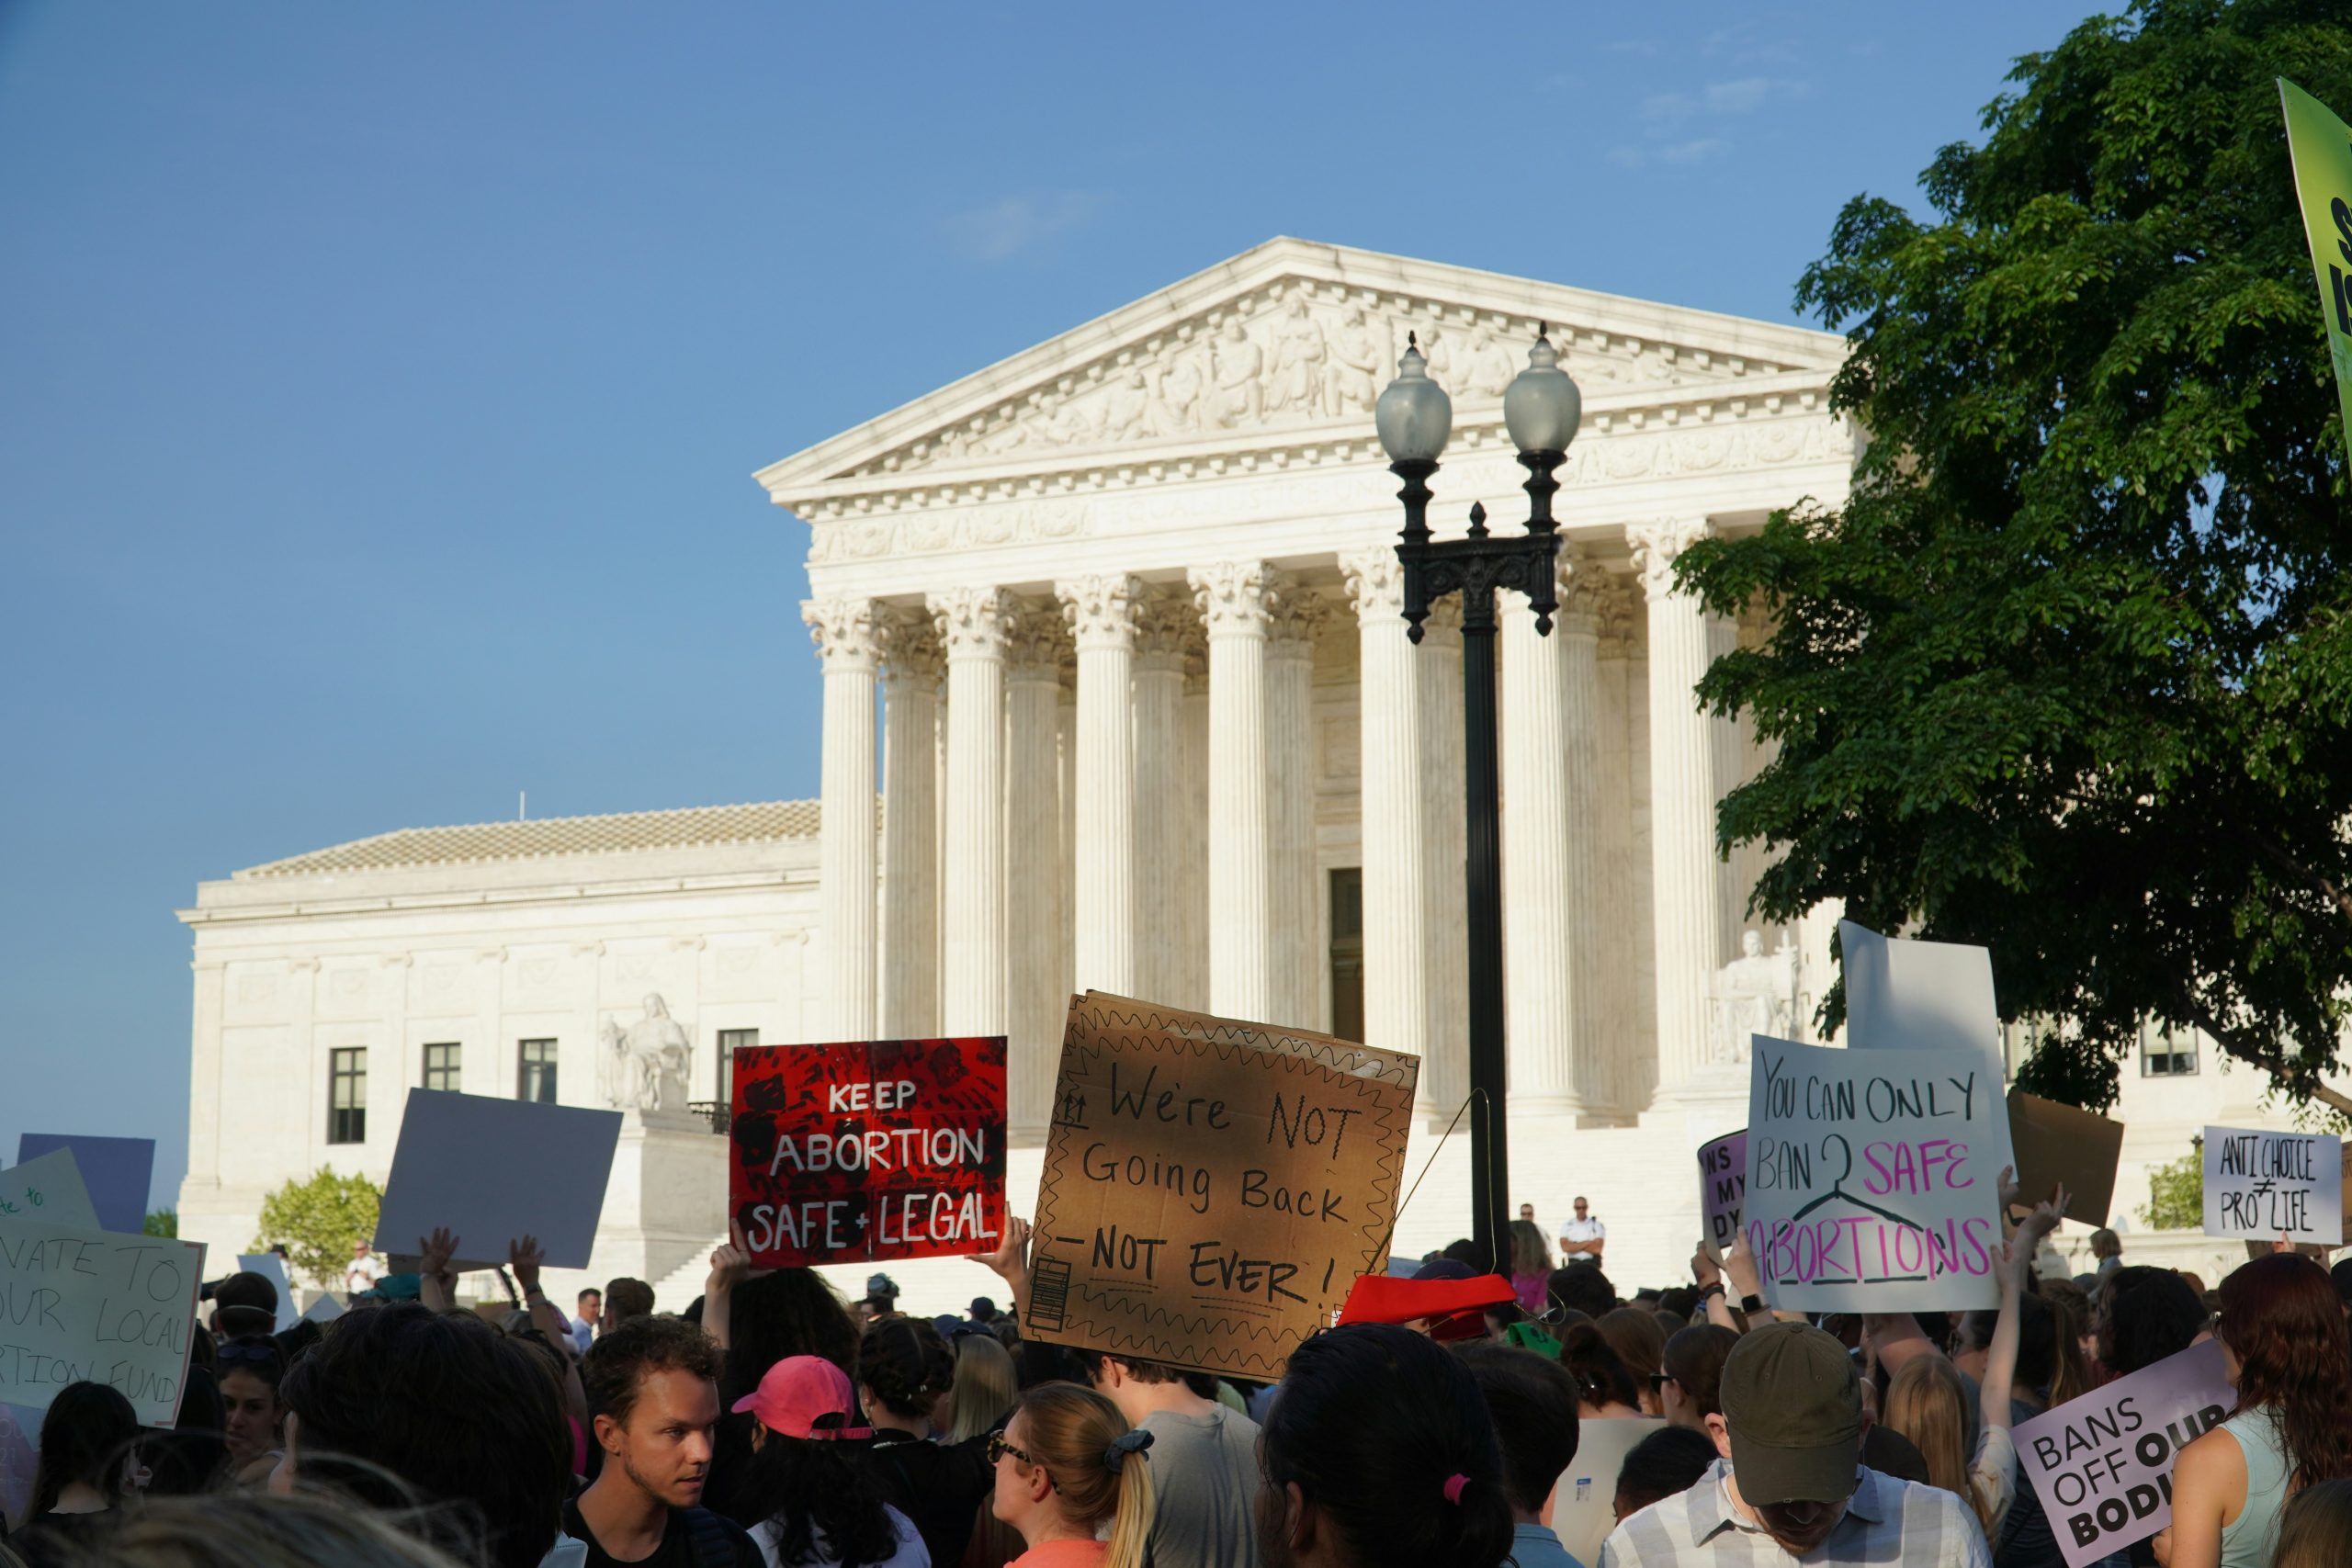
1597, 1461, 1991, 1568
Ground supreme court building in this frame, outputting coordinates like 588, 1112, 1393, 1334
178, 241, 2267, 1299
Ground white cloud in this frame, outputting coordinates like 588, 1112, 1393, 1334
1704, 76, 1772, 113
941, 191, 1107, 263
1658, 138, 1730, 164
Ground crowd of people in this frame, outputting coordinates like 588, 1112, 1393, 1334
5, 1171, 2352, 1568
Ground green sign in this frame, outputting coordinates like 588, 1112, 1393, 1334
2279, 77, 2352, 464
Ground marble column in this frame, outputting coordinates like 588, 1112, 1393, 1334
1340, 551, 1430, 1070
1629, 519, 1722, 1091
1132, 593, 1190, 1005
929, 586, 1012, 1039
1419, 600, 1469, 1122
1057, 574, 1141, 997
1004, 604, 1065, 1140
1057, 677, 1077, 1000
1177, 649, 1211, 1010
186, 960, 226, 1199
1189, 561, 1278, 1022
879, 611, 942, 1039
1266, 589, 1320, 1030
805, 597, 881, 1039
1592, 583, 1643, 1115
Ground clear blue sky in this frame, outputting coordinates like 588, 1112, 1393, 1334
0, 1, 2079, 1212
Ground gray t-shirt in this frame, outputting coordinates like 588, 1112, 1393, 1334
1139, 1405, 1261, 1568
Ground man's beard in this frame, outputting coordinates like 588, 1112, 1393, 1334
1755, 1498, 1846, 1555
622, 1449, 703, 1509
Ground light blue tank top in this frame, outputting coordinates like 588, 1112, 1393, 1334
2218, 1407, 2291, 1568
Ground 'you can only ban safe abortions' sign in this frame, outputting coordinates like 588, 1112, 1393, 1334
1745, 1036, 2004, 1312
729, 1037, 1007, 1268
2015, 1338, 2235, 1567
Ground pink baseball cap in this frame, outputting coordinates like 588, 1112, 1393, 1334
730, 1356, 872, 1441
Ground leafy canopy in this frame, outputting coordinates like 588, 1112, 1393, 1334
1679, 0, 2352, 1114
251, 1166, 380, 1288
2139, 1151, 2206, 1229
143, 1208, 178, 1239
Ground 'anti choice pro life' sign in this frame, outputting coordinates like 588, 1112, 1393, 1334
2015, 1339, 2235, 1568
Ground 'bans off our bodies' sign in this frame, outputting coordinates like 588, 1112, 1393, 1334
1745, 1036, 2003, 1312
2201, 1124, 2343, 1242
2015, 1339, 2235, 1568
729, 1037, 1006, 1268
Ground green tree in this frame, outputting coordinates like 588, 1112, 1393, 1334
2139, 1152, 2206, 1230
252, 1167, 380, 1288
143, 1208, 177, 1238
1679, 0, 2352, 1115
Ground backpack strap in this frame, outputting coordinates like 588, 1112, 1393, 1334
683, 1506, 740, 1568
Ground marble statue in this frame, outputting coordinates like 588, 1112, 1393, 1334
1707, 930, 1800, 1065
601, 993, 692, 1113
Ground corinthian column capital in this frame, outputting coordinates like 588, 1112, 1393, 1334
928, 585, 1014, 660
1340, 549, 1406, 626
1626, 518, 1713, 603
803, 596, 881, 672
1056, 573, 1144, 653
1188, 561, 1279, 637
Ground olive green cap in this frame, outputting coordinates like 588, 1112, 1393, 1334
1718, 1321, 1862, 1505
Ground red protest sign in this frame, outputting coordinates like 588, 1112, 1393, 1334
729, 1037, 1007, 1268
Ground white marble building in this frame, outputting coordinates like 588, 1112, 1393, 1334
176, 240, 2294, 1303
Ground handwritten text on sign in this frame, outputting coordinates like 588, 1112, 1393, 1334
1028, 994, 1419, 1381
0, 1218, 205, 1427
1744, 1036, 2002, 1311
2201, 1125, 2343, 1241
2015, 1339, 2234, 1568
1698, 1130, 1746, 1258
730, 1036, 1006, 1267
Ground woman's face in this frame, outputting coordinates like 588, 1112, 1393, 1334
219, 1369, 283, 1467
989, 1410, 1041, 1533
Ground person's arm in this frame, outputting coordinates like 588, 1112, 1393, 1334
2156, 1424, 2245, 1568
1691, 1246, 1742, 1332
1864, 1312, 1939, 1374
508, 1235, 575, 1358
417, 1227, 458, 1314
702, 1228, 752, 1350
1982, 1181, 2067, 1433
1589, 1222, 1605, 1260
1722, 1233, 1796, 1325
973, 1215, 1033, 1320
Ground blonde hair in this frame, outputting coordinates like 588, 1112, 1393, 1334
1883, 1357, 1992, 1531
1508, 1220, 1551, 1277
948, 1332, 1020, 1443
2276, 1477, 2352, 1568
78, 1490, 469, 1568
1014, 1382, 1157, 1568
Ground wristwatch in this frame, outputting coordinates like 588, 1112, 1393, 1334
1740, 1293, 1766, 1316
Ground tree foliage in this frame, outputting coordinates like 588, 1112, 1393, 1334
1679, 0, 2352, 1114
143, 1208, 177, 1239
251, 1167, 379, 1288
2138, 1152, 2206, 1230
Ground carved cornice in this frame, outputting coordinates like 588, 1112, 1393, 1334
803, 596, 881, 672
928, 586, 1015, 661
1627, 518, 1713, 603
1056, 573, 1143, 654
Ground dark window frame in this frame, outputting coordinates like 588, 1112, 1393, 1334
517, 1038, 559, 1103
422, 1042, 460, 1093
328, 1047, 368, 1145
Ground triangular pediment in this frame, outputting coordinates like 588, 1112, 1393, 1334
754, 237, 1844, 506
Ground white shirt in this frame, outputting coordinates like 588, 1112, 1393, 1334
345, 1254, 379, 1294
1560, 1216, 1606, 1248
750, 1504, 928, 1568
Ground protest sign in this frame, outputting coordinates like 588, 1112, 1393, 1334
2015, 1338, 2233, 1567
300, 1292, 345, 1325
1839, 922, 2000, 1058
1554, 1416, 1668, 1566
237, 1252, 303, 1332
2280, 78, 2352, 468
372, 1090, 622, 1274
1744, 1035, 2004, 1312
0, 1149, 100, 1232
729, 1035, 1007, 1268
2008, 1091, 2124, 1225
1697, 1130, 1746, 1259
0, 1215, 205, 1426
2202, 1124, 2343, 1242
1027, 992, 1419, 1380
16, 1134, 153, 1235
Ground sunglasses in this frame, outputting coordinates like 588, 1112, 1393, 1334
986, 1433, 1037, 1468
1648, 1372, 1677, 1393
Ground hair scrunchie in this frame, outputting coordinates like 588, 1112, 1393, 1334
1442, 1472, 1470, 1505
1103, 1428, 1155, 1472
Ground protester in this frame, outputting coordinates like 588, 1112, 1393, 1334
854, 1317, 990, 1568
215, 1334, 289, 1485
1597, 1310, 1668, 1417
277, 1300, 574, 1568
1656, 1325, 1738, 1432
2162, 1254, 2352, 1568
969, 1298, 1002, 1326
864, 1275, 904, 1324
1509, 1221, 1554, 1314
604, 1278, 658, 1332
565, 1314, 763, 1568
1257, 1323, 1513, 1568
577, 1289, 605, 1354
701, 1237, 863, 1520
2094, 1266, 2206, 1377
1558, 1200, 1606, 1268
1597, 1321, 1990, 1568
1547, 1266, 1617, 1321
947, 1333, 1021, 1445
1950, 1288, 2082, 1568
986, 1382, 1153, 1568
1081, 1352, 1258, 1568
2087, 1229, 2122, 1280
721, 1355, 923, 1568
1561, 1322, 1645, 1420
2271, 1477, 2352, 1568
11, 1381, 147, 1565
1456, 1343, 1586, 1568
85, 1490, 475, 1568
1611, 1427, 1719, 1523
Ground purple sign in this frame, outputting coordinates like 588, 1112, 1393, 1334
2015, 1338, 2234, 1568
1699, 1129, 1745, 1258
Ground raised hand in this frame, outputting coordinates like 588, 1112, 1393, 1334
706, 1237, 752, 1295
418, 1226, 458, 1282
1724, 1231, 1763, 1303
507, 1235, 545, 1292
1691, 1245, 1723, 1292
976, 1215, 1032, 1279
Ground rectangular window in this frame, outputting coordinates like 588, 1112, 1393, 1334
1329, 868, 1364, 1044
422, 1043, 460, 1093
517, 1038, 559, 1104
2141, 1021, 2199, 1077
328, 1048, 368, 1145
717, 1029, 758, 1110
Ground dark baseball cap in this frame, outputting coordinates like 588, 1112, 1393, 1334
1718, 1321, 1861, 1505
211, 1270, 279, 1334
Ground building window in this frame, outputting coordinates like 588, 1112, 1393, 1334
1329, 868, 1364, 1044
717, 1029, 758, 1108
518, 1039, 559, 1104
423, 1043, 460, 1093
328, 1048, 368, 1145
2142, 1021, 2199, 1077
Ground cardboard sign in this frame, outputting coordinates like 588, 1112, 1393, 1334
2008, 1092, 2125, 1225
1027, 992, 1419, 1380
0, 1216, 206, 1426
16, 1134, 154, 1235
1745, 1035, 2004, 1311
2015, 1339, 2234, 1567
1553, 1416, 1668, 1566
2202, 1125, 2343, 1241
236, 1252, 303, 1333
729, 1036, 1007, 1267
0, 1149, 101, 1232
2281, 78, 2352, 468
372, 1090, 623, 1274
1698, 1130, 1747, 1259
1839, 922, 2000, 1059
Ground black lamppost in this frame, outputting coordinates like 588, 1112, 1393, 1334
1375, 327, 1584, 1276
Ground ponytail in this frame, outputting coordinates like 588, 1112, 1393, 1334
1010, 1382, 1157, 1568
1103, 1429, 1157, 1568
